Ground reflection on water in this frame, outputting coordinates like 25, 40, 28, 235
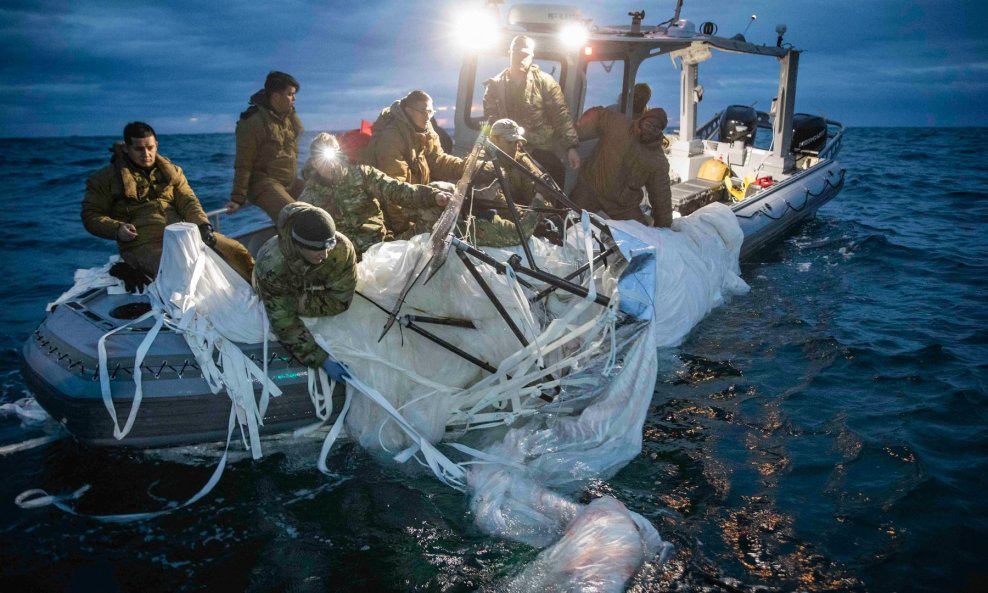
2, 129, 987, 591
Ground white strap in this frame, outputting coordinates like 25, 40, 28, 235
317, 389, 352, 475
97, 309, 156, 440
15, 404, 239, 523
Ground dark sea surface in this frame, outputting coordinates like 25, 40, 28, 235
1, 128, 986, 592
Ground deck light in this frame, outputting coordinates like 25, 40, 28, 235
559, 22, 588, 50
454, 8, 501, 52
584, 45, 593, 56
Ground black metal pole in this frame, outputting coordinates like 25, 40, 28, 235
356, 291, 496, 374
401, 321, 498, 374
454, 248, 531, 347
451, 238, 611, 307
405, 315, 476, 329
486, 144, 538, 271
531, 244, 618, 303
483, 140, 609, 235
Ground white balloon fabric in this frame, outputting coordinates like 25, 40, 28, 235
78, 203, 748, 591
302, 202, 747, 591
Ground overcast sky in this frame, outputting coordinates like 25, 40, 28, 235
1, 0, 984, 138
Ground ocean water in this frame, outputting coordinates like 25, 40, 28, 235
0, 128, 986, 592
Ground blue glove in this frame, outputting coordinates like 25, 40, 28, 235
321, 356, 351, 382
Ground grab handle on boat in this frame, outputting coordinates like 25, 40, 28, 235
204, 208, 226, 231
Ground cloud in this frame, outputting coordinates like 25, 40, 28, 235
1, 0, 987, 137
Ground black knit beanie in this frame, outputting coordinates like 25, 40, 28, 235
291, 207, 337, 249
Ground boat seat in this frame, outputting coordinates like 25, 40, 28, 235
671, 178, 725, 216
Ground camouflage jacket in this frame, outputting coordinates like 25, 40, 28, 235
465, 148, 545, 247
483, 65, 580, 153
231, 90, 304, 203
253, 203, 358, 367
82, 144, 209, 257
469, 210, 541, 248
299, 162, 440, 255
474, 148, 544, 207
570, 107, 672, 227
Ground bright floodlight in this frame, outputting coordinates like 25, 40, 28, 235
454, 8, 500, 52
558, 22, 588, 50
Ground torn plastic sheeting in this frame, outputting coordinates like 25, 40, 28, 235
608, 225, 656, 320
499, 495, 672, 593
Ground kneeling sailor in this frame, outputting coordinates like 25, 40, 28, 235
253, 203, 357, 381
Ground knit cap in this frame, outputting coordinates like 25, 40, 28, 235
291, 207, 337, 250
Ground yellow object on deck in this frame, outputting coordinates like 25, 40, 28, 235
725, 175, 755, 202
697, 158, 730, 182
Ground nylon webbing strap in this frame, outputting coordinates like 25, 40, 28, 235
15, 405, 238, 523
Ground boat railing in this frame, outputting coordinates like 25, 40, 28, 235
205, 208, 227, 231
817, 120, 845, 161
696, 112, 723, 140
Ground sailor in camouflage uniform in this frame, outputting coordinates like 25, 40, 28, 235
467, 119, 545, 248
483, 35, 581, 187
253, 202, 356, 378
299, 133, 450, 256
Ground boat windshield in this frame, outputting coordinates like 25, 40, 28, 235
583, 58, 626, 114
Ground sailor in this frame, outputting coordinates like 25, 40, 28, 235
300, 133, 451, 256
225, 71, 304, 222
607, 83, 652, 118
360, 90, 464, 236
483, 35, 581, 188
81, 121, 254, 288
467, 119, 545, 247
570, 106, 673, 227
253, 203, 357, 381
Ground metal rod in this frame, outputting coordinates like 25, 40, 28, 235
482, 141, 610, 238
452, 238, 611, 307
510, 259, 612, 307
204, 207, 226, 231
405, 315, 476, 329
455, 248, 531, 347
402, 321, 498, 374
356, 291, 497, 373
532, 244, 618, 302
487, 144, 538, 271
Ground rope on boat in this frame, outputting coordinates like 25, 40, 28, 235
735, 168, 846, 221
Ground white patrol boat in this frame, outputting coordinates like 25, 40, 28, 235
450, 1, 845, 259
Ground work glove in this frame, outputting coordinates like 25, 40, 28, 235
476, 209, 497, 222
108, 261, 153, 293
321, 355, 351, 382
198, 223, 217, 247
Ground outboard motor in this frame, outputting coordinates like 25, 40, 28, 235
718, 105, 757, 145
791, 113, 827, 154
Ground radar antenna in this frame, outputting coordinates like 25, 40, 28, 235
656, 0, 684, 30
